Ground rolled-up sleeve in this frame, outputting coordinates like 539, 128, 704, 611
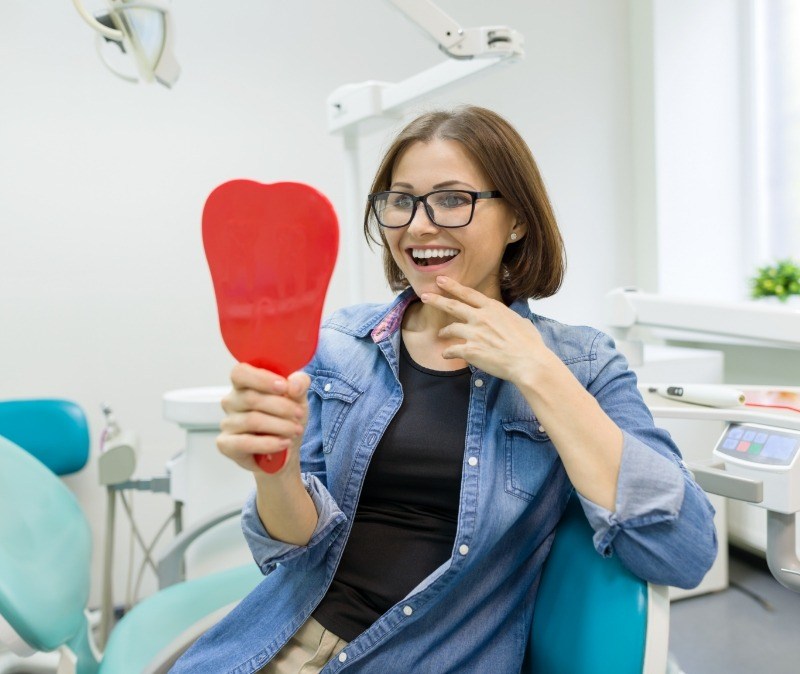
241, 473, 347, 575
578, 430, 685, 556
577, 331, 718, 589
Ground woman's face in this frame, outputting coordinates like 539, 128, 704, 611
381, 139, 523, 301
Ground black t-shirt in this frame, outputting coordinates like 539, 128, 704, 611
312, 339, 470, 641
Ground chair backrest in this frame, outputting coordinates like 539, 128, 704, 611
526, 494, 669, 674
0, 436, 96, 670
0, 399, 90, 475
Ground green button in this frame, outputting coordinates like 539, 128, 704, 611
748, 443, 763, 455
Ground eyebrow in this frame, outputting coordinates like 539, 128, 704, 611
390, 180, 478, 191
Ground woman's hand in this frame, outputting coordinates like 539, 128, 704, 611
420, 275, 556, 386
217, 363, 310, 476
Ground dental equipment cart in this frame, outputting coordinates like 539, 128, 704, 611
643, 385, 800, 593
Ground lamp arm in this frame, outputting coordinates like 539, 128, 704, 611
72, 0, 124, 41
387, 0, 523, 59
388, 0, 465, 50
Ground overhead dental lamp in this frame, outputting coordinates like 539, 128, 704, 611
71, 0, 180, 87
327, 0, 524, 132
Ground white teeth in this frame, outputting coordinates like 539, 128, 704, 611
411, 248, 459, 259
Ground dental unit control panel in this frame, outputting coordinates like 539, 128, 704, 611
713, 423, 800, 514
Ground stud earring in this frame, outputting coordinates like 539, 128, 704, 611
510, 232, 518, 241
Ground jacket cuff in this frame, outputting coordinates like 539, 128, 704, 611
241, 473, 347, 573
577, 431, 685, 556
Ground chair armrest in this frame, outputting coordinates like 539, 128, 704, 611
156, 504, 243, 589
140, 601, 239, 674
643, 583, 670, 674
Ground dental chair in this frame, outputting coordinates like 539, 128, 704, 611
0, 399, 90, 476
526, 494, 671, 674
0, 424, 262, 674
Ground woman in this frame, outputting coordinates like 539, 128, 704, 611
172, 106, 716, 673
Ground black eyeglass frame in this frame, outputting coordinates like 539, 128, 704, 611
368, 189, 503, 229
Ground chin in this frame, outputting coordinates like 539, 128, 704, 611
407, 280, 440, 297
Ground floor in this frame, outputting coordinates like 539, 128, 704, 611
669, 547, 800, 674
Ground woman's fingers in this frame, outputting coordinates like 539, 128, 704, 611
419, 292, 471, 322
222, 387, 305, 419
220, 410, 304, 438
230, 362, 289, 395
286, 371, 311, 401
419, 276, 499, 323
218, 365, 312, 473
217, 432, 291, 471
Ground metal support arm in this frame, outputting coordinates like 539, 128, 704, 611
156, 504, 243, 589
767, 511, 800, 592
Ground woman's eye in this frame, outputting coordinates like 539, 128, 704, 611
435, 192, 470, 208
389, 194, 414, 209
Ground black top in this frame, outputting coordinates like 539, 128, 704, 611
312, 340, 471, 641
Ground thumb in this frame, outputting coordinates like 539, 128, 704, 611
286, 371, 311, 401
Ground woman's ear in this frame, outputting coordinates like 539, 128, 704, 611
509, 220, 527, 243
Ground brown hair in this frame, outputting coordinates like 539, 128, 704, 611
364, 106, 566, 303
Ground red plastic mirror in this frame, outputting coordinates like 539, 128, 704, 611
202, 179, 339, 472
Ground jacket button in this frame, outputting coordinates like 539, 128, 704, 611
324, 383, 332, 392
403, 605, 413, 616
338, 652, 347, 662
468, 456, 478, 467
459, 544, 469, 556
474, 379, 484, 388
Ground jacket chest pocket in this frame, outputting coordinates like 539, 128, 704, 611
311, 371, 363, 454
502, 419, 558, 501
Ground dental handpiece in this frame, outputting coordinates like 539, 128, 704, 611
647, 385, 746, 408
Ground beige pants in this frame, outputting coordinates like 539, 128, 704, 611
257, 617, 349, 674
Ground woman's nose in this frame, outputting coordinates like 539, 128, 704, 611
406, 201, 438, 235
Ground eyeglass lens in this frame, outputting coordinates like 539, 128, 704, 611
373, 191, 475, 228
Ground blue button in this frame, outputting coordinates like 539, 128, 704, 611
755, 433, 768, 444
760, 436, 798, 462
727, 427, 743, 439
722, 438, 738, 450
743, 431, 756, 441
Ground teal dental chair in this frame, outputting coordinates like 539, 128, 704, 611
0, 405, 262, 674
0, 399, 90, 476
526, 494, 670, 674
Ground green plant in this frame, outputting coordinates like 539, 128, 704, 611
750, 258, 800, 302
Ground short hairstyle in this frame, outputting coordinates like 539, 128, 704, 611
364, 106, 566, 303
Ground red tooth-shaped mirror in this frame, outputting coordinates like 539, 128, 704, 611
202, 180, 339, 473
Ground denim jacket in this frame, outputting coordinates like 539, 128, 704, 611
172, 289, 717, 674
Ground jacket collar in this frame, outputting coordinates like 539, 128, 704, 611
352, 287, 532, 343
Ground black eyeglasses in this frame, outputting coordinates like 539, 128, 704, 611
368, 189, 503, 228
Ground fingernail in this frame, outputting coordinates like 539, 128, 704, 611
420, 293, 430, 302
273, 379, 287, 393
436, 276, 447, 285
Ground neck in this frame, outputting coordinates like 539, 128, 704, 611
403, 300, 453, 334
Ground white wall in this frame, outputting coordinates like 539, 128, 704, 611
1, 0, 635, 608
630, 0, 750, 301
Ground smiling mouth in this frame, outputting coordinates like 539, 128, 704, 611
409, 248, 460, 267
